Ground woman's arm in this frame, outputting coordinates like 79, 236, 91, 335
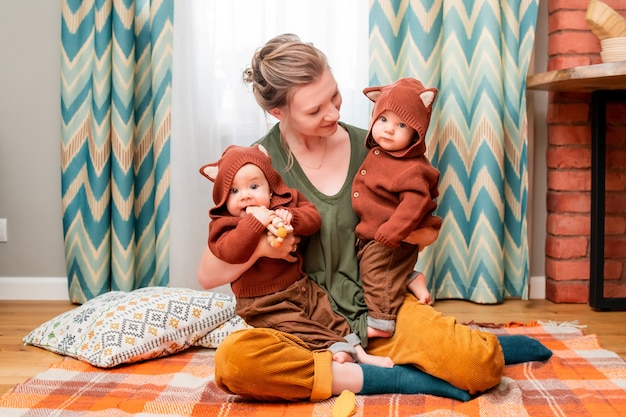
197, 245, 256, 289
197, 231, 300, 290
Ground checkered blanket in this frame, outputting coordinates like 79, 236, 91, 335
2, 322, 626, 416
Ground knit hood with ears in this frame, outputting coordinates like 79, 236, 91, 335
364, 78, 437, 158
199, 144, 292, 218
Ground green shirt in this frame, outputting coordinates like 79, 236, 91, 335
256, 122, 370, 344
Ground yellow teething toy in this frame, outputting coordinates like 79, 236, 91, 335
268, 217, 293, 248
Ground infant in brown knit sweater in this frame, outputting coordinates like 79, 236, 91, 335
352, 78, 442, 339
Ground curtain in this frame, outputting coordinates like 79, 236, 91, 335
369, 0, 538, 303
170, 1, 369, 292
61, 0, 173, 304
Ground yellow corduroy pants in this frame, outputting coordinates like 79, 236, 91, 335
214, 328, 334, 401
367, 294, 504, 394
214, 294, 504, 401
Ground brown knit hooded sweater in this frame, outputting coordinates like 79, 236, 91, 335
352, 78, 442, 248
199, 144, 321, 297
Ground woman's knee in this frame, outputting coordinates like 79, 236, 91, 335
454, 331, 504, 393
214, 328, 331, 401
214, 330, 255, 394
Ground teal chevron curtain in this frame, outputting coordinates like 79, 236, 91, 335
61, 0, 173, 304
369, 0, 538, 303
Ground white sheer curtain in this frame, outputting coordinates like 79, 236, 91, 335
170, 1, 369, 292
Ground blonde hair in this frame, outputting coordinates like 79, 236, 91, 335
243, 34, 330, 171
243, 33, 329, 112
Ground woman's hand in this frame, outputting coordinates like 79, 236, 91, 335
197, 229, 300, 290
261, 229, 300, 261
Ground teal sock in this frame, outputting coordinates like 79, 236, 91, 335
497, 335, 553, 365
358, 364, 471, 402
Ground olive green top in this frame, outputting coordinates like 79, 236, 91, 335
256, 122, 370, 344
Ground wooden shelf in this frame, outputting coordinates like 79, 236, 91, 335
526, 61, 626, 92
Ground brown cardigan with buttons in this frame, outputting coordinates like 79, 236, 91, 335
352, 138, 441, 249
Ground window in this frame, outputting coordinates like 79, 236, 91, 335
170, 1, 369, 289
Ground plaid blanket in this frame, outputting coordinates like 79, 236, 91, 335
2, 322, 626, 416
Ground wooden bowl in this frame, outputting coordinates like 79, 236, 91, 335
586, 0, 626, 40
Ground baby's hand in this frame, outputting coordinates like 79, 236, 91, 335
245, 206, 274, 226
274, 208, 293, 225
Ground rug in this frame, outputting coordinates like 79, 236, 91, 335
1, 322, 626, 417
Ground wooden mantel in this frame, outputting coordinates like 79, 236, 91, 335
526, 61, 626, 92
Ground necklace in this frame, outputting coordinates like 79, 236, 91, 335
294, 136, 329, 170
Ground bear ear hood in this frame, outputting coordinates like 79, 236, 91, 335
363, 78, 437, 157
199, 144, 292, 216
199, 163, 219, 182
199, 144, 273, 183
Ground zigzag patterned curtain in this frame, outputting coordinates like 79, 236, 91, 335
61, 0, 173, 304
369, 0, 538, 303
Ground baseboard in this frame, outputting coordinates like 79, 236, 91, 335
529, 275, 546, 299
0, 277, 69, 300
0, 276, 546, 301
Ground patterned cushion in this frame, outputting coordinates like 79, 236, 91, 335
195, 314, 252, 348
23, 287, 241, 368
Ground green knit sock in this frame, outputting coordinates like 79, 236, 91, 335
358, 364, 471, 402
497, 335, 553, 365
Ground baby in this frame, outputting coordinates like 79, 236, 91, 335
352, 78, 442, 338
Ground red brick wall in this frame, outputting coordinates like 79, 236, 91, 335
545, 0, 626, 302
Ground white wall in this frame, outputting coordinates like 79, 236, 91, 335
528, 0, 548, 300
0, 0, 548, 300
0, 1, 67, 284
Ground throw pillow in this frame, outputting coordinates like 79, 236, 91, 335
195, 314, 252, 348
23, 287, 237, 368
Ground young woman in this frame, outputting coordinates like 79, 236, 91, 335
197, 34, 546, 402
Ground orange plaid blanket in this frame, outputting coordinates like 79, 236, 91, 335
2, 322, 626, 416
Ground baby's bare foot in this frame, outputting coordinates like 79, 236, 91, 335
408, 272, 433, 305
333, 351, 354, 364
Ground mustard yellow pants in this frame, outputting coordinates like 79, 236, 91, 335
214, 294, 504, 401
367, 294, 504, 393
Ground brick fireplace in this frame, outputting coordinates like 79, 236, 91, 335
544, 0, 626, 302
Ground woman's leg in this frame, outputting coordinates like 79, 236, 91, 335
366, 294, 504, 394
214, 326, 471, 401
214, 328, 334, 401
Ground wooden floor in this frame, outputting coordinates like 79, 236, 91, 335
1, 299, 626, 398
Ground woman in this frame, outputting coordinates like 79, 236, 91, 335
197, 34, 536, 402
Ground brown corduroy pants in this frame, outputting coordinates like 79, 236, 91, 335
235, 277, 353, 351
357, 239, 418, 332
